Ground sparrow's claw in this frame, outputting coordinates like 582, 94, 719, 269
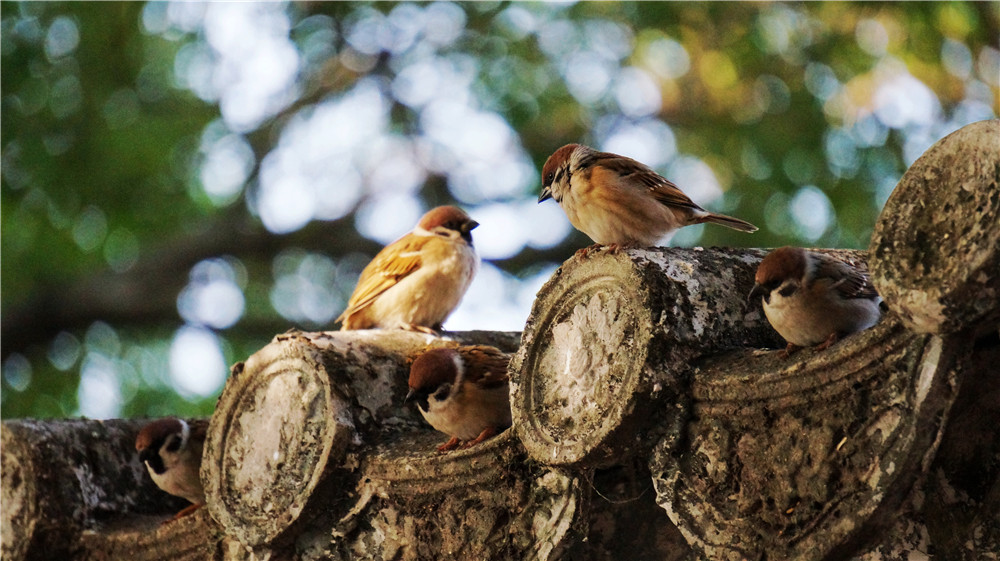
778, 342, 801, 359
459, 426, 499, 449
814, 332, 840, 352
436, 436, 462, 452
163, 503, 203, 524
405, 323, 440, 336
574, 243, 607, 259
606, 241, 643, 254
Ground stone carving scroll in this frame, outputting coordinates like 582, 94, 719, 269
1, 419, 204, 561
649, 318, 958, 560
202, 329, 522, 550
509, 246, 784, 469
870, 119, 999, 336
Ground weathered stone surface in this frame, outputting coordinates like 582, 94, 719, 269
200, 326, 694, 561
566, 460, 690, 561
920, 332, 1000, 560
650, 316, 959, 561
299, 432, 691, 561
847, 331, 1000, 561
0, 419, 201, 561
870, 119, 1000, 335
77, 510, 217, 561
202, 329, 521, 548
300, 430, 585, 561
510, 247, 868, 468
510, 247, 780, 469
204, 335, 355, 548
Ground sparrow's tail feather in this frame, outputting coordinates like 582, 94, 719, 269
698, 212, 758, 233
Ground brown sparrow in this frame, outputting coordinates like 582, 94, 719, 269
405, 345, 512, 452
337, 205, 479, 333
135, 418, 208, 521
538, 143, 757, 248
748, 247, 882, 357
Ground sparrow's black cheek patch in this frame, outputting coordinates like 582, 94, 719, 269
433, 384, 450, 402
779, 284, 799, 298
166, 437, 182, 453
145, 453, 167, 475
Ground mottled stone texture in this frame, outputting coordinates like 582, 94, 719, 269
650, 319, 957, 561
1, 419, 202, 561
870, 119, 999, 336
509, 246, 868, 470
2, 121, 999, 561
510, 247, 780, 469
203, 329, 526, 554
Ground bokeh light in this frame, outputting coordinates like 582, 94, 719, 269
270, 249, 344, 326
177, 258, 246, 330
169, 326, 228, 399
2, 1, 996, 421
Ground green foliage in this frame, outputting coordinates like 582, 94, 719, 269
2, 1, 996, 420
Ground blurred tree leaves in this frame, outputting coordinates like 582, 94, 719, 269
2, 1, 997, 420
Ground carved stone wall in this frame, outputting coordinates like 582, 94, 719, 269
2, 120, 997, 561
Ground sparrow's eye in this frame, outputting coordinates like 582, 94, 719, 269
545, 172, 554, 185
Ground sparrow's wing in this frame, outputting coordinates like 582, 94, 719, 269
647, 180, 706, 211
812, 253, 879, 300
592, 151, 703, 211
336, 236, 424, 322
458, 346, 510, 389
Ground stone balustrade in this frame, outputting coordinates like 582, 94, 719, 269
3, 119, 997, 561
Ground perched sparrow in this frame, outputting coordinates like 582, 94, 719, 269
135, 418, 208, 521
405, 345, 512, 452
748, 247, 882, 357
337, 206, 479, 333
539, 143, 757, 248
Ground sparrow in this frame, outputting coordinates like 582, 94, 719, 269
538, 143, 757, 249
337, 205, 479, 333
135, 418, 208, 522
405, 345, 512, 452
748, 246, 882, 358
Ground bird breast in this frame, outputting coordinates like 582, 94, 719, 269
148, 447, 205, 505
420, 382, 511, 441
764, 282, 881, 347
563, 171, 685, 246
368, 237, 477, 328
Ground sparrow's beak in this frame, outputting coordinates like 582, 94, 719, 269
538, 186, 553, 203
747, 283, 766, 303
404, 388, 429, 411
462, 220, 479, 234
